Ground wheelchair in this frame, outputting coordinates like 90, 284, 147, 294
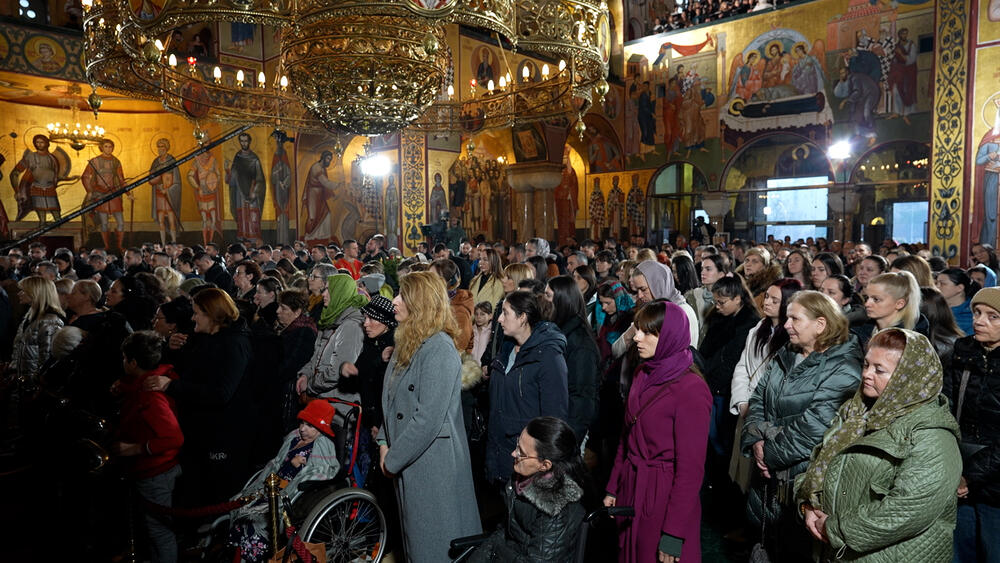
200, 398, 387, 562
449, 505, 634, 563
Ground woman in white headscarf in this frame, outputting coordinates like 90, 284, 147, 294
630, 260, 699, 346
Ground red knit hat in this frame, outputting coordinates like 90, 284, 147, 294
297, 400, 336, 438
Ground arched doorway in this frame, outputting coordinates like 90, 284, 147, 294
719, 133, 833, 243
849, 140, 931, 245
646, 161, 710, 246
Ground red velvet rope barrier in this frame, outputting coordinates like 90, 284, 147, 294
284, 525, 315, 563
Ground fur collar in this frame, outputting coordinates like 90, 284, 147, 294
460, 352, 483, 390
520, 474, 584, 516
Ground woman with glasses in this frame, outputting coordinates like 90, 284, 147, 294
305, 263, 337, 323
470, 417, 588, 562
604, 300, 711, 563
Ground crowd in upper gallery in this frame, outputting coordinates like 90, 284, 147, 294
2, 226, 998, 562
639, 0, 805, 39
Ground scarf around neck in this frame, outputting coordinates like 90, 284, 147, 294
796, 329, 942, 509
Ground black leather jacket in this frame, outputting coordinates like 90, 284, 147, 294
944, 336, 1000, 506
471, 474, 586, 562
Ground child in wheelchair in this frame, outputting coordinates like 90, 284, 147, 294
227, 399, 340, 562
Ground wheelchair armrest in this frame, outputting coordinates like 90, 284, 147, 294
450, 532, 491, 551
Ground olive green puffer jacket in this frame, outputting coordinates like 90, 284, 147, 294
741, 337, 863, 525
815, 395, 961, 562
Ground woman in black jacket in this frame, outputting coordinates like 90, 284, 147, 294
275, 289, 318, 433
146, 288, 255, 502
944, 287, 1000, 562
698, 276, 760, 485
486, 291, 569, 483
545, 275, 600, 445
471, 417, 588, 562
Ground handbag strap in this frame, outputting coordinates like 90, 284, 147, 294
956, 369, 971, 422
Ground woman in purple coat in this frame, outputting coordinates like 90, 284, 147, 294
603, 299, 712, 562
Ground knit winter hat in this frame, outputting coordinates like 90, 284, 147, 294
360, 294, 398, 328
971, 286, 1000, 314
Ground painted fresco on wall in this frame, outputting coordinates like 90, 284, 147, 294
722, 31, 831, 144
978, 0, 1000, 43
969, 43, 1000, 248
619, 0, 935, 195
582, 114, 624, 173
0, 23, 85, 81
624, 32, 717, 169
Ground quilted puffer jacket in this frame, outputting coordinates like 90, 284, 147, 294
818, 395, 961, 562
943, 336, 1000, 506
12, 312, 64, 381
470, 474, 586, 562
741, 336, 862, 525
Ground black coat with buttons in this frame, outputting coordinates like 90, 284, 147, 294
944, 335, 1000, 506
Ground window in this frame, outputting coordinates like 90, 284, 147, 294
891, 201, 928, 244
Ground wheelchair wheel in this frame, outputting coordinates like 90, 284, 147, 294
298, 488, 386, 562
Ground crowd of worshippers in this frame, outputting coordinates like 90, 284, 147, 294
2, 231, 998, 563
644, 0, 799, 37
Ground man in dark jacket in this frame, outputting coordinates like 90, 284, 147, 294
944, 287, 1000, 562
194, 252, 235, 295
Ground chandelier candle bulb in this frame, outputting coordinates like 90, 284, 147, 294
213, 66, 222, 83
487, 79, 494, 94
168, 54, 177, 67
558, 59, 566, 73
522, 66, 530, 81
154, 39, 164, 51
498, 76, 506, 91
447, 84, 454, 100
280, 75, 288, 91
258, 71, 266, 88
236, 70, 245, 87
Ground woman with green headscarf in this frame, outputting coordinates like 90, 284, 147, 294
794, 328, 961, 562
296, 273, 369, 408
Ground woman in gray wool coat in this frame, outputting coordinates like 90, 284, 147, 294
377, 271, 482, 562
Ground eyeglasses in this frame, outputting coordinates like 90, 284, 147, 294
513, 438, 540, 462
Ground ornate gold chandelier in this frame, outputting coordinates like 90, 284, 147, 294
81, 0, 610, 136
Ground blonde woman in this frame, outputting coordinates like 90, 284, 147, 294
377, 271, 482, 561
11, 276, 65, 381
850, 271, 928, 349
154, 266, 185, 300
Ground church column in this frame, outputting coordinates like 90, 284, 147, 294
930, 0, 969, 261
507, 170, 535, 242
507, 162, 565, 241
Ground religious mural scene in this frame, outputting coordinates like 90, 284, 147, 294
0, 0, 997, 560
